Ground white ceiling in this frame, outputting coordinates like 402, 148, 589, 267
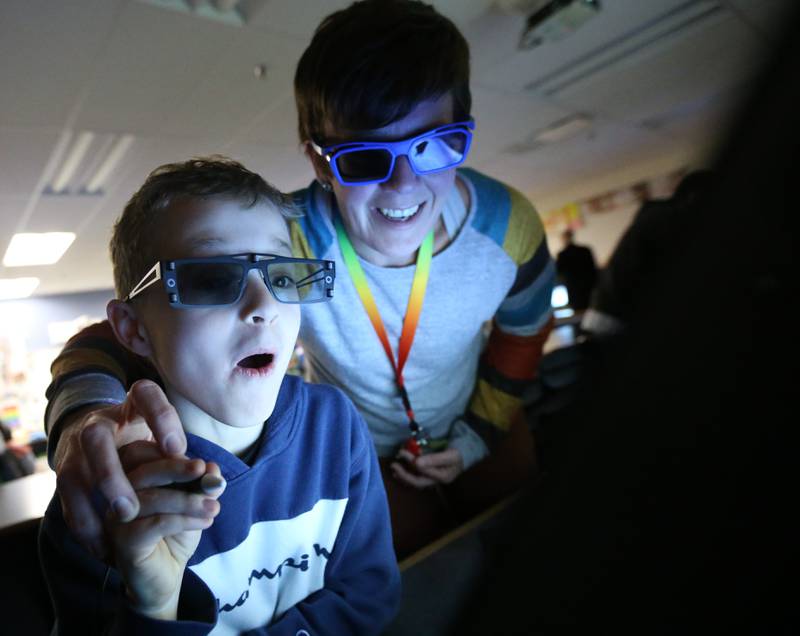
0, 0, 789, 296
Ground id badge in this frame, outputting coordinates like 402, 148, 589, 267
403, 427, 447, 457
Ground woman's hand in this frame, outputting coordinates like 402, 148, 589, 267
390, 448, 464, 489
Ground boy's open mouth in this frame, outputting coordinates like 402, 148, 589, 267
237, 353, 274, 369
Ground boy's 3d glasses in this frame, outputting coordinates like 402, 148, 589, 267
310, 119, 475, 186
126, 254, 335, 308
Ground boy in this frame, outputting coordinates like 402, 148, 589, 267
39, 157, 400, 634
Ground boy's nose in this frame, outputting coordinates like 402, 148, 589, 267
383, 155, 417, 192
240, 269, 278, 325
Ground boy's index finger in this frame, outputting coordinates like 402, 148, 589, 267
128, 379, 187, 456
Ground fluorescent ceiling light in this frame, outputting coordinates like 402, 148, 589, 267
0, 277, 40, 300
85, 134, 134, 194
3, 232, 76, 267
51, 131, 95, 193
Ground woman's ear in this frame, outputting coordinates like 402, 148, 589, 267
106, 299, 153, 358
302, 141, 333, 185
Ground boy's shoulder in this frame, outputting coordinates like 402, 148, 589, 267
291, 374, 353, 412
282, 375, 371, 460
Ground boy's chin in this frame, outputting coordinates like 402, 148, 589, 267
223, 376, 285, 421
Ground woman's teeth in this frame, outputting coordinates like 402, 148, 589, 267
377, 204, 420, 221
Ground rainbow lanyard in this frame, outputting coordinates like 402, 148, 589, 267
334, 213, 433, 444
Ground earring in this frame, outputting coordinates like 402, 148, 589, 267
319, 180, 333, 192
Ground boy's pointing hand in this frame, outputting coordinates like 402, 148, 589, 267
108, 455, 225, 621
54, 379, 186, 560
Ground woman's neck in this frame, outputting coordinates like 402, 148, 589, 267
351, 216, 450, 267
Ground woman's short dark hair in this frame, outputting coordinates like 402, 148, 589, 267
294, 0, 471, 143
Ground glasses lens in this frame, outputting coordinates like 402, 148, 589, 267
410, 131, 469, 173
335, 148, 393, 183
267, 261, 328, 303
176, 262, 244, 305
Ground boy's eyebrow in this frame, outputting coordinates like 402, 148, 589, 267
187, 236, 293, 255
187, 237, 224, 249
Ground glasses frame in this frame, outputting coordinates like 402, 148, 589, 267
310, 119, 475, 186
125, 253, 335, 308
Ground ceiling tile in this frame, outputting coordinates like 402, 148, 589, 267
223, 142, 315, 193
469, 88, 568, 164
225, 90, 300, 147
73, 1, 240, 135
478, 120, 705, 210
0, 196, 29, 257
430, 0, 493, 29
23, 195, 100, 234
551, 12, 765, 124
158, 28, 306, 139
245, 0, 351, 36
726, 0, 794, 39
0, 0, 126, 127
0, 128, 61, 196
469, 0, 690, 92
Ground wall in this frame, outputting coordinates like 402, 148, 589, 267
0, 288, 113, 442
546, 202, 639, 266
541, 165, 693, 265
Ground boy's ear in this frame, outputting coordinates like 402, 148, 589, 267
106, 299, 153, 358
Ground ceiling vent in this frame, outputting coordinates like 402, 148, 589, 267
525, 0, 725, 96
135, 0, 266, 26
42, 131, 135, 197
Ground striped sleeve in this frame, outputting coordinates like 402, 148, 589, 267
45, 321, 158, 433
464, 178, 555, 447
290, 219, 315, 259
48, 322, 156, 396
289, 185, 334, 260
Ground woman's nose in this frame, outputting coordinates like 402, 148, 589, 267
383, 155, 418, 192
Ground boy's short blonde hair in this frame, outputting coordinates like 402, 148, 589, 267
110, 155, 297, 300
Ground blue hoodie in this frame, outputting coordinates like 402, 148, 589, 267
40, 375, 401, 635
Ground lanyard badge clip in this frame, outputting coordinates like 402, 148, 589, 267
404, 425, 432, 457
398, 384, 429, 457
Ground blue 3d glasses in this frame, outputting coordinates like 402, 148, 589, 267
126, 254, 335, 308
310, 119, 475, 186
